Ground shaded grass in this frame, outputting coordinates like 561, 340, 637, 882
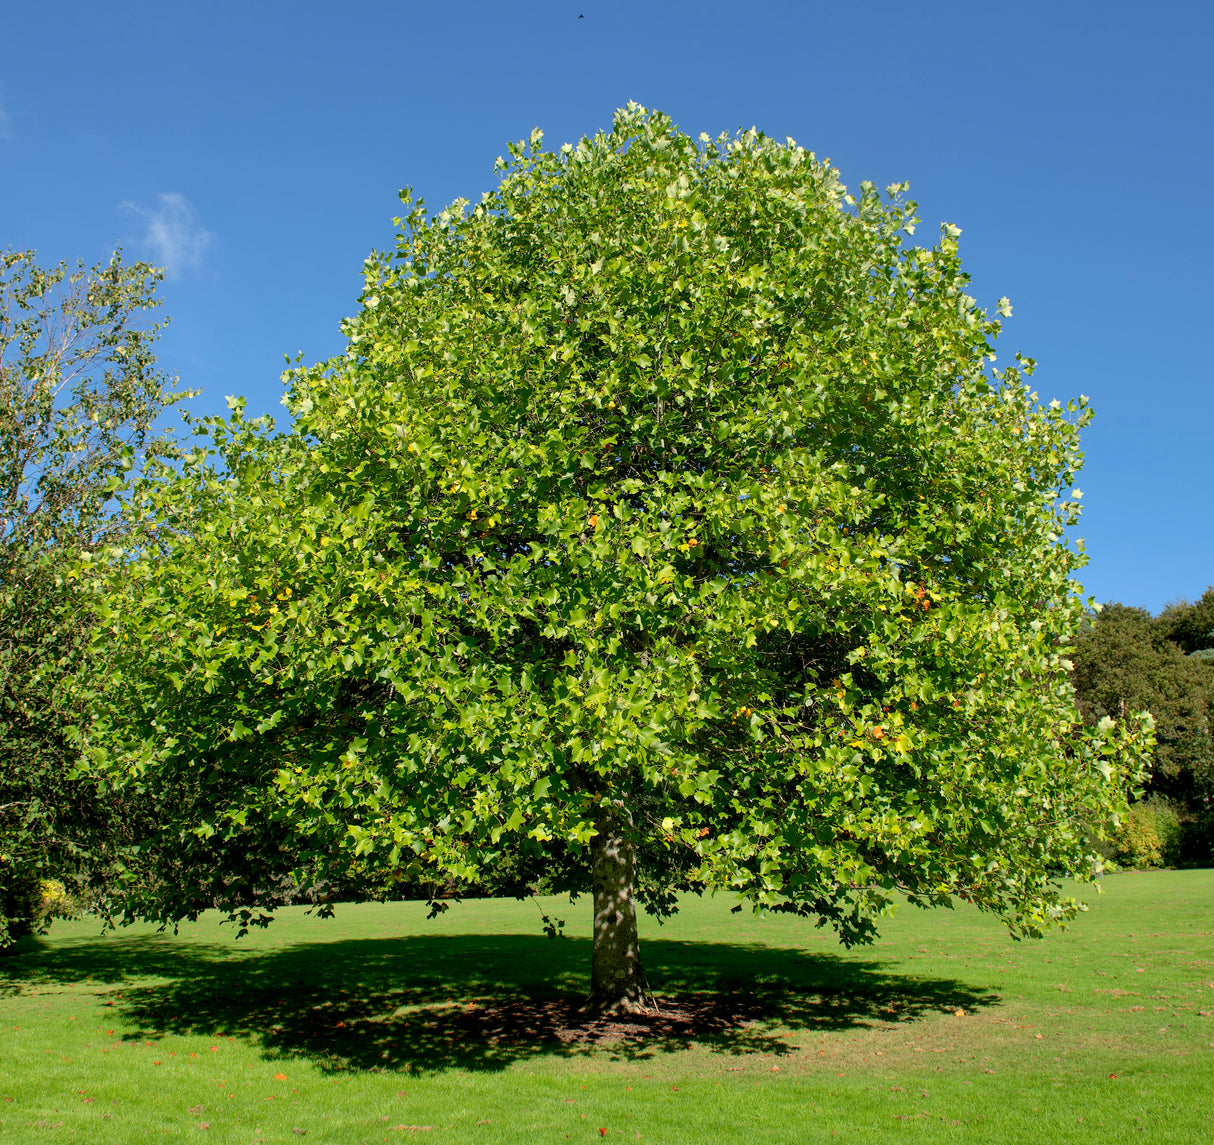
1, 870, 1211, 1143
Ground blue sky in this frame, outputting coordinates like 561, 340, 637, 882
3, 1, 1209, 613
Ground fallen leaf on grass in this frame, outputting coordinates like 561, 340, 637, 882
273, 1072, 288, 1081
197, 1122, 209, 1131
187, 1105, 204, 1115
292, 1129, 306, 1136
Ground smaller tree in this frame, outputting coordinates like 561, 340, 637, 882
0, 248, 187, 945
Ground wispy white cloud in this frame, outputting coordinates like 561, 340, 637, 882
120, 192, 213, 277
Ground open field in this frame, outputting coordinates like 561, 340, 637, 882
1, 870, 1211, 1144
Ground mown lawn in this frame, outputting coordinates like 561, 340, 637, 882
1, 869, 1211, 1144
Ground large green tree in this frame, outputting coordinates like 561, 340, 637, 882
81, 107, 1150, 1010
0, 248, 186, 945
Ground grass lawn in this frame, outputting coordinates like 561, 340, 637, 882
1, 869, 1211, 1144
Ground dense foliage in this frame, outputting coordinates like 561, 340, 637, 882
1159, 589, 1214, 661
0, 248, 185, 945
1071, 590, 1214, 863
80, 107, 1150, 1002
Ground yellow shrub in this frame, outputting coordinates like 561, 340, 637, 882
38, 879, 80, 921
1113, 800, 1183, 869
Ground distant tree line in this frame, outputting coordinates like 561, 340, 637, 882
1070, 591, 1214, 865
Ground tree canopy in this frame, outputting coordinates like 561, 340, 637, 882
0, 248, 185, 944
79, 106, 1151, 1008
1071, 594, 1213, 832
1159, 588, 1214, 661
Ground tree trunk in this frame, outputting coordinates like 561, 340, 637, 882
588, 804, 652, 1014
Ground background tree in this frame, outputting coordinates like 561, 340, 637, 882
0, 248, 186, 945
1071, 594, 1213, 861
1159, 588, 1214, 660
82, 106, 1151, 1011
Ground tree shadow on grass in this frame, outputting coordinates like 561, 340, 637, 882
0, 931, 997, 1073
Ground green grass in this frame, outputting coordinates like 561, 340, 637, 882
1, 870, 1212, 1143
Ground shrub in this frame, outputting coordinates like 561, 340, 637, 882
1112, 798, 1183, 869
0, 874, 84, 947
37, 878, 81, 922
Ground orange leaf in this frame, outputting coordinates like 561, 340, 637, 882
273, 1072, 288, 1081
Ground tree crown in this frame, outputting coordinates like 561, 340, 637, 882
80, 106, 1151, 941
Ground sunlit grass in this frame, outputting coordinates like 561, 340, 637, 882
1, 869, 1211, 1143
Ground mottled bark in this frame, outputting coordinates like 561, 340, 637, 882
588, 804, 652, 1013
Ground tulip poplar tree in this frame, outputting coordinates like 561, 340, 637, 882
81, 106, 1152, 1013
